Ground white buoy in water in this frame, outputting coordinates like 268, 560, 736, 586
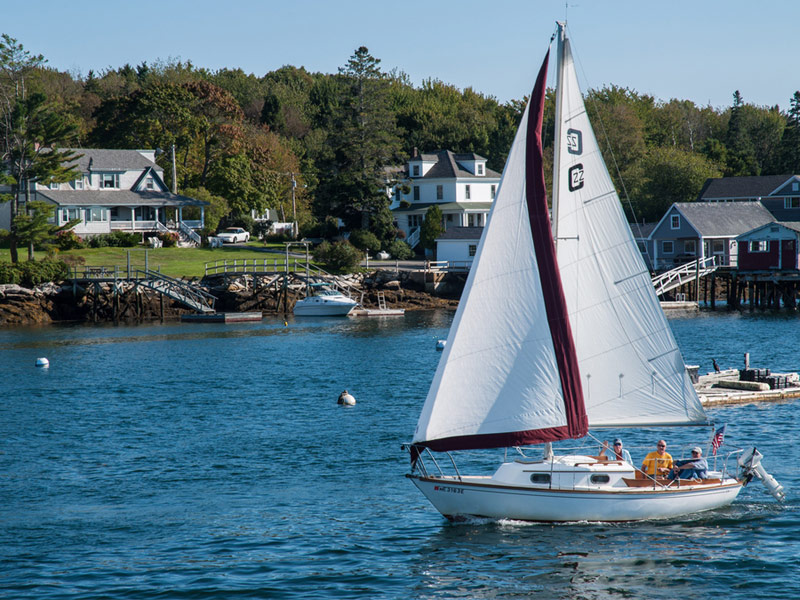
338, 390, 356, 406
35, 357, 50, 368
436, 340, 447, 350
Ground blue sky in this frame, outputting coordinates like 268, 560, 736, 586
6, 0, 799, 110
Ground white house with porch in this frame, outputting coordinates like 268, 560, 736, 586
388, 149, 501, 249
0, 149, 207, 245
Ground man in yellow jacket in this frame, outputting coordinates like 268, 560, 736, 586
641, 440, 673, 477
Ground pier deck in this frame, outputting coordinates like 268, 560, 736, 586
695, 369, 800, 406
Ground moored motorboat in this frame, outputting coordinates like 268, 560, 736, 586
293, 287, 357, 316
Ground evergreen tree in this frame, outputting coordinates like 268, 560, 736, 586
778, 91, 800, 174
420, 205, 445, 252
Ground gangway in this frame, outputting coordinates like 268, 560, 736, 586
136, 269, 217, 313
652, 257, 719, 298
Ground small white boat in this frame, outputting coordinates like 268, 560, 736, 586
293, 288, 357, 316
405, 22, 783, 523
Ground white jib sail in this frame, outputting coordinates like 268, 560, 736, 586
412, 101, 571, 446
553, 32, 706, 427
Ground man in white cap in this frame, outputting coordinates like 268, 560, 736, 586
597, 438, 632, 463
669, 447, 708, 480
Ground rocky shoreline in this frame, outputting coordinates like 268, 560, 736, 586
0, 269, 464, 327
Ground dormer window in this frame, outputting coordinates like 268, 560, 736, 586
412, 164, 420, 177
101, 173, 120, 189
477, 163, 484, 176
145, 178, 155, 191
49, 181, 59, 190
73, 178, 84, 190
670, 215, 680, 229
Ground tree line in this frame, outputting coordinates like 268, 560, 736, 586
3, 32, 800, 261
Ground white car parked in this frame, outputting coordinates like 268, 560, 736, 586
217, 227, 250, 244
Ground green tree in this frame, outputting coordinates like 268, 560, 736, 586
181, 186, 230, 233
420, 205, 445, 251
1, 35, 80, 262
12, 199, 78, 259
778, 91, 800, 173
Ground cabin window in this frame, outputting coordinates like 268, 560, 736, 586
436, 185, 443, 200
477, 163, 484, 175
530, 473, 551, 484
662, 241, 674, 254
412, 164, 420, 177
491, 185, 496, 199
785, 197, 800, 209
465, 185, 471, 200
684, 240, 696, 255
413, 186, 420, 201
590, 474, 611, 484
469, 244, 477, 257
670, 215, 680, 229
750, 240, 769, 253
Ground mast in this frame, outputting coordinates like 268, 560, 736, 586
551, 21, 567, 242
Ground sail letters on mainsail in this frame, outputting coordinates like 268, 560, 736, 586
524, 49, 588, 441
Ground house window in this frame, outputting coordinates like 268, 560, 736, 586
465, 185, 471, 200
86, 207, 108, 222
110, 207, 120, 220
446, 214, 453, 222
73, 178, 84, 190
101, 173, 120, 189
477, 164, 484, 175
662, 241, 674, 254
491, 185, 496, 199
750, 240, 769, 253
784, 197, 800, 209
409, 214, 422, 228
468, 214, 475, 226
684, 240, 696, 255
61, 208, 82, 222
413, 186, 420, 201
436, 185, 443, 200
412, 164, 420, 177
468, 244, 477, 257
712, 240, 724, 254
670, 215, 680, 229
794, 182, 799, 192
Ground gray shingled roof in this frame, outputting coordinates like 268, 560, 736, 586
61, 148, 162, 173
37, 190, 207, 207
436, 226, 484, 240
629, 222, 657, 238
676, 201, 775, 236
697, 175, 795, 200
410, 150, 501, 179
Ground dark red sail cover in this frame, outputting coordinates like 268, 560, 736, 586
524, 49, 588, 440
413, 50, 588, 454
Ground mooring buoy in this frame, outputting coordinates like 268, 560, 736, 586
436, 340, 447, 350
35, 357, 50, 368
338, 390, 356, 406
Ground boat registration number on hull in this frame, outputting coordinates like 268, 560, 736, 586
434, 485, 464, 494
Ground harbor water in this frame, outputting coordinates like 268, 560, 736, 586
1, 310, 799, 599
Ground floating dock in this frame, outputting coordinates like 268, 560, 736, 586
181, 312, 263, 323
695, 368, 800, 406
351, 308, 405, 317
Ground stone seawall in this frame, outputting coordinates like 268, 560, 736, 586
0, 269, 465, 327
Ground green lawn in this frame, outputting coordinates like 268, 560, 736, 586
0, 243, 313, 279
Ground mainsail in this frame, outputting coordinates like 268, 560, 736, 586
412, 23, 706, 453
551, 26, 705, 427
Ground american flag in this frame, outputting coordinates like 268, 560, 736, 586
711, 425, 726, 455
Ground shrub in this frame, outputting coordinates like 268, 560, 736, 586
313, 240, 362, 272
0, 259, 70, 287
107, 231, 141, 247
55, 229, 84, 250
87, 234, 109, 248
348, 229, 381, 252
157, 231, 180, 247
386, 239, 413, 260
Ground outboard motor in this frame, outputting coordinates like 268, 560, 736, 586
738, 447, 786, 502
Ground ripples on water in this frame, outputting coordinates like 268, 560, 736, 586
1, 310, 799, 599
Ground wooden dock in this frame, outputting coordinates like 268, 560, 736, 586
181, 312, 263, 323
695, 368, 800, 406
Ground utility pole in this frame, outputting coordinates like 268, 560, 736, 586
291, 172, 297, 239
171, 144, 177, 194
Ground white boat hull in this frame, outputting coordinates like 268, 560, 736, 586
293, 296, 357, 316
408, 455, 743, 522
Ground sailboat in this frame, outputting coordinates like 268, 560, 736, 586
405, 22, 784, 522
